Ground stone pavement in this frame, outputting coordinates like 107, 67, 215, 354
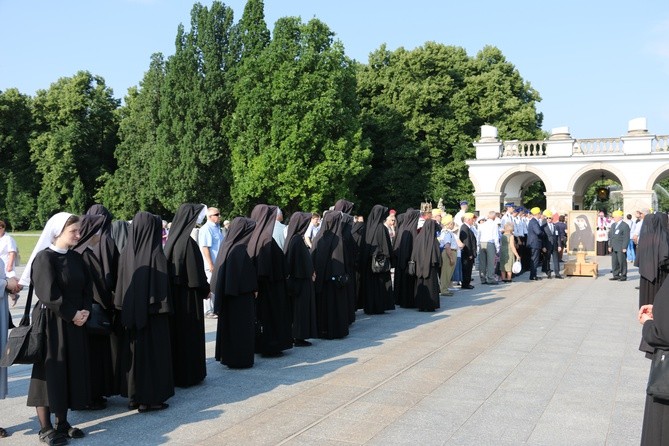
1, 256, 648, 445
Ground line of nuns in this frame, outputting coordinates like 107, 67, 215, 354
6, 200, 441, 443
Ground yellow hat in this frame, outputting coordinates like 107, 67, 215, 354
431, 208, 442, 217
542, 209, 553, 218
441, 214, 453, 225
463, 212, 475, 220
612, 210, 624, 217
530, 207, 541, 215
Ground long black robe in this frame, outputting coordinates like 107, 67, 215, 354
75, 214, 117, 399
351, 220, 366, 309
27, 248, 93, 412
638, 213, 669, 356
248, 205, 292, 355
285, 213, 318, 340
311, 211, 349, 339
114, 212, 174, 405
393, 210, 420, 308
164, 204, 210, 387
360, 205, 394, 314
334, 200, 357, 324
641, 276, 669, 444
214, 217, 258, 368
412, 219, 442, 312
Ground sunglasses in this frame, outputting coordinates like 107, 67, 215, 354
210, 213, 220, 217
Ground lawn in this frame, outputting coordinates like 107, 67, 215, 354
8, 231, 40, 266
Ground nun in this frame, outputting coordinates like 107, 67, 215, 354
360, 205, 395, 314
213, 217, 258, 368
164, 204, 210, 387
333, 199, 357, 324
114, 211, 174, 412
248, 205, 292, 357
412, 218, 442, 312
393, 209, 420, 308
284, 212, 317, 346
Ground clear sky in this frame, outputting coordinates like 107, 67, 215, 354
1, 0, 668, 139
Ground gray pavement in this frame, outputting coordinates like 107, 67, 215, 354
1, 256, 648, 445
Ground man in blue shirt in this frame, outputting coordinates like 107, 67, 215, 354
198, 207, 222, 318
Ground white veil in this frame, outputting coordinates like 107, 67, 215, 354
19, 212, 73, 286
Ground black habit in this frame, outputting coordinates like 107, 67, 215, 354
311, 211, 350, 339
393, 210, 420, 308
75, 214, 117, 402
114, 211, 174, 406
284, 212, 318, 341
213, 217, 258, 368
27, 247, 93, 412
164, 204, 210, 387
334, 199, 358, 324
360, 205, 395, 314
412, 219, 442, 312
248, 205, 293, 355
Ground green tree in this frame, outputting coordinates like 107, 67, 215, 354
356, 43, 542, 213
229, 16, 370, 214
97, 53, 166, 219
30, 71, 119, 223
0, 88, 36, 228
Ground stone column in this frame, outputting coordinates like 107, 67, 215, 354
473, 125, 503, 159
622, 118, 654, 155
474, 192, 504, 214
545, 127, 574, 157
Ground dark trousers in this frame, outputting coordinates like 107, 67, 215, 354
542, 248, 560, 276
530, 247, 542, 279
462, 256, 474, 286
611, 249, 627, 278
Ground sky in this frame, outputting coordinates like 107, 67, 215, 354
1, 0, 668, 139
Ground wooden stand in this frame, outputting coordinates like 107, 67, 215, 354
564, 251, 598, 278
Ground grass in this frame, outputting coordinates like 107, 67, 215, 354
8, 231, 40, 266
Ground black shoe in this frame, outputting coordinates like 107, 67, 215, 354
530, 277, 542, 281
609, 277, 620, 281
462, 285, 475, 289
554, 275, 564, 279
294, 339, 312, 347
619, 277, 627, 281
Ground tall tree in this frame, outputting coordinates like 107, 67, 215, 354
229, 16, 370, 215
356, 43, 542, 212
0, 88, 36, 229
153, 1, 237, 213
97, 53, 166, 219
30, 71, 119, 224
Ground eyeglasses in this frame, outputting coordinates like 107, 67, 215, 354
210, 213, 220, 217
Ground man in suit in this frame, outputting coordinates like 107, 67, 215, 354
527, 207, 546, 281
541, 210, 563, 279
608, 209, 630, 281
459, 212, 477, 289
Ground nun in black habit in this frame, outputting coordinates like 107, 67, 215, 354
360, 205, 395, 314
284, 212, 318, 345
637, 212, 669, 357
164, 204, 210, 387
311, 211, 350, 339
74, 213, 116, 408
393, 210, 420, 308
248, 204, 293, 356
213, 217, 258, 368
640, 276, 669, 444
333, 199, 357, 324
114, 211, 174, 412
110, 219, 130, 252
412, 219, 442, 312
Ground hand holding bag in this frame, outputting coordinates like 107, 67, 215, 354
648, 348, 669, 400
86, 302, 112, 336
372, 253, 390, 273
0, 284, 46, 367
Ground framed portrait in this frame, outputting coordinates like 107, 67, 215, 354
566, 210, 597, 256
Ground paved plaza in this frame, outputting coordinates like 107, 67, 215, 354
1, 256, 648, 445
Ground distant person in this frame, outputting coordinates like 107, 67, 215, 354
272, 208, 287, 250
0, 220, 18, 307
607, 210, 630, 281
303, 213, 321, 249
198, 207, 222, 319
0, 256, 19, 438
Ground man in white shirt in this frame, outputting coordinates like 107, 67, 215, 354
477, 211, 501, 285
453, 200, 468, 229
198, 207, 222, 318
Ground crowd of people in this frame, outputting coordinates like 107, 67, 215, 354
0, 200, 667, 444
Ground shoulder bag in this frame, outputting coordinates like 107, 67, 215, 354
0, 284, 46, 367
648, 348, 669, 400
86, 303, 112, 336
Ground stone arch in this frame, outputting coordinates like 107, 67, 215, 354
646, 165, 669, 190
496, 165, 551, 202
568, 163, 628, 197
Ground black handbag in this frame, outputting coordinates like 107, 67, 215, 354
0, 284, 46, 367
372, 253, 390, 273
86, 303, 112, 336
648, 348, 669, 400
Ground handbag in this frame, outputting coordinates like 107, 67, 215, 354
86, 303, 112, 336
407, 260, 417, 276
371, 253, 390, 273
0, 284, 46, 367
648, 348, 669, 400
512, 260, 522, 274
